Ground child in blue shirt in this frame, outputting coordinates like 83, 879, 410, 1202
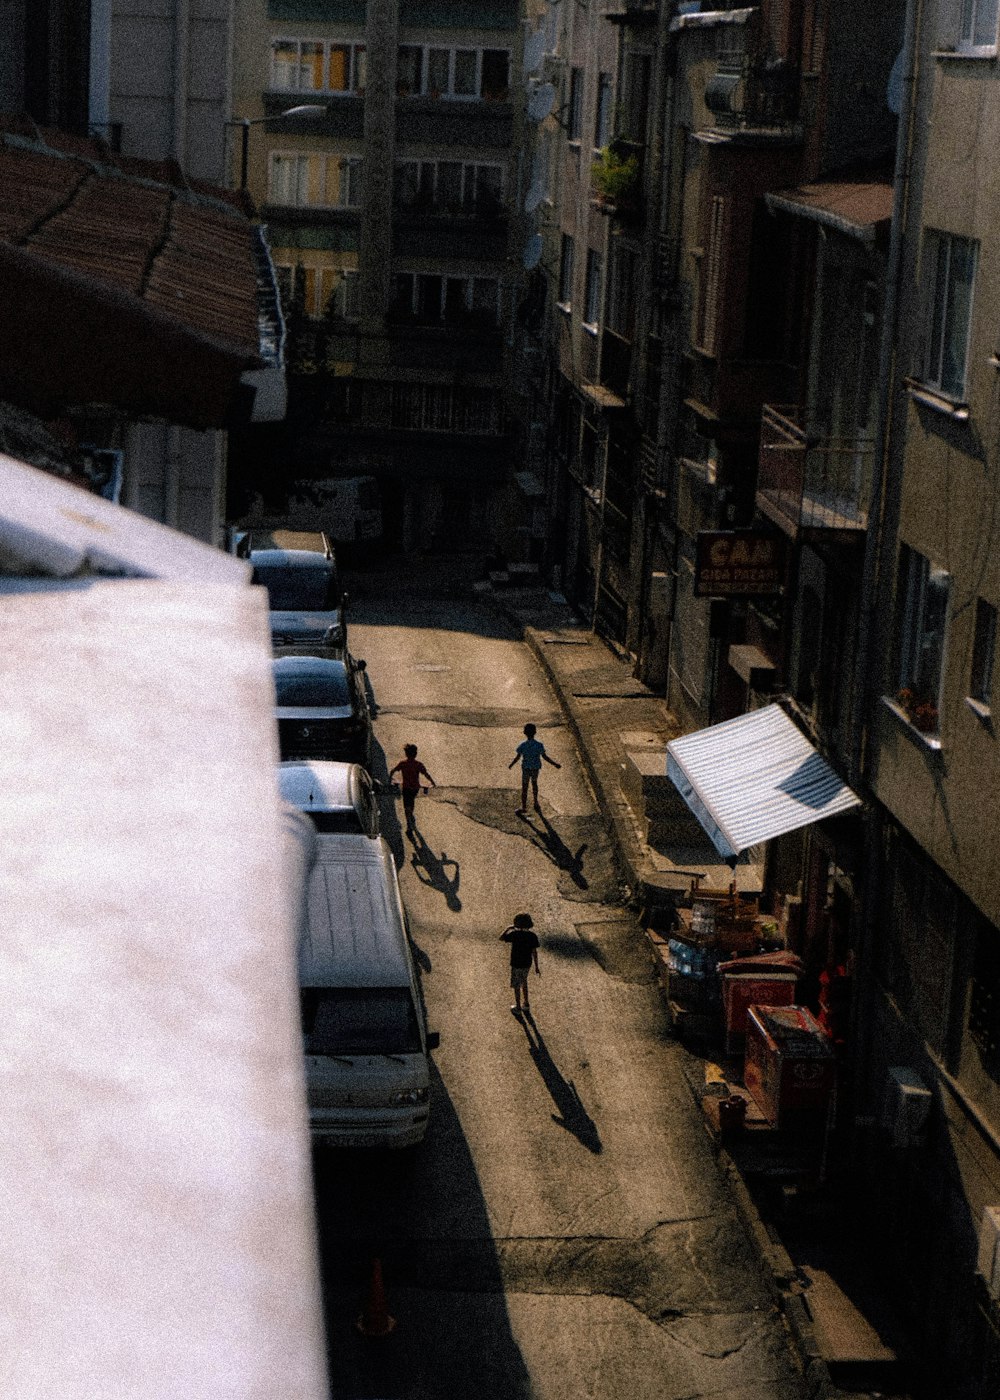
509, 723, 561, 815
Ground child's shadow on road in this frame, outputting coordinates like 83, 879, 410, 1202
519, 811, 589, 890
517, 1011, 602, 1154
408, 827, 462, 912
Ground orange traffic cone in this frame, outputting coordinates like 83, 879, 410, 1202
356, 1256, 396, 1338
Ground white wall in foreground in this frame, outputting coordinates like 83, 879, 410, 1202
0, 579, 328, 1399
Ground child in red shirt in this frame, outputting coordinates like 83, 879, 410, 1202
389, 744, 436, 833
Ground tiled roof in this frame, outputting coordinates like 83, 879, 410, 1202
0, 119, 264, 428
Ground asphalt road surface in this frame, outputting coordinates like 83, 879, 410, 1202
313, 586, 806, 1400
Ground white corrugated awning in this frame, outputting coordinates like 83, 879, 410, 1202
666, 703, 860, 861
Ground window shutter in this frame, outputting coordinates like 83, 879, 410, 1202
700, 195, 727, 354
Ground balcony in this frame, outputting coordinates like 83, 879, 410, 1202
756, 405, 872, 538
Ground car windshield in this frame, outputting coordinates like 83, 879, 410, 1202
301, 987, 422, 1056
253, 561, 339, 612
274, 663, 351, 708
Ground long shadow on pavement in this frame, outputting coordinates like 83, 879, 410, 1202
516, 1010, 602, 1155
518, 810, 588, 889
312, 1062, 532, 1398
407, 826, 461, 912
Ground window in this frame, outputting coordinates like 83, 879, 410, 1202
897, 544, 950, 731
270, 38, 365, 93
558, 233, 575, 307
392, 159, 504, 214
269, 153, 363, 208
567, 67, 583, 141
952, 0, 991, 51
918, 229, 977, 399
325, 155, 362, 208
395, 45, 510, 99
322, 268, 359, 321
269, 153, 310, 205
397, 44, 423, 95
970, 598, 997, 707
621, 53, 651, 142
607, 247, 637, 339
584, 250, 602, 327
594, 72, 613, 149
481, 50, 510, 100
391, 273, 499, 328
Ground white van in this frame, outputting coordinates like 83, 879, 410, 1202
291, 819, 437, 1147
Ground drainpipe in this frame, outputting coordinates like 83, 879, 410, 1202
849, 0, 923, 1155
173, 0, 190, 170
851, 0, 921, 785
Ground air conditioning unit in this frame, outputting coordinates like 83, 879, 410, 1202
977, 1205, 1000, 1301
883, 1066, 932, 1149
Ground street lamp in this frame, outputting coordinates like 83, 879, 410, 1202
226, 104, 329, 192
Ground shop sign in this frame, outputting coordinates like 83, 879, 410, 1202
694, 531, 786, 597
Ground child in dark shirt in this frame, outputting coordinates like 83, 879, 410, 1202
500, 912, 540, 1016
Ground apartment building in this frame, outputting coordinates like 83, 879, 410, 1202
232, 0, 520, 549
853, 0, 1000, 1390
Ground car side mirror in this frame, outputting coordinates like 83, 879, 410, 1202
426, 1030, 440, 1051
355, 658, 366, 672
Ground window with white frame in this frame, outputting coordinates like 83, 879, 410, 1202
391, 273, 499, 327
918, 229, 977, 399
270, 38, 366, 93
395, 45, 510, 99
269, 153, 310, 206
970, 597, 997, 708
942, 0, 999, 52
584, 249, 603, 327
897, 544, 950, 730
268, 153, 362, 208
558, 233, 574, 307
393, 159, 504, 214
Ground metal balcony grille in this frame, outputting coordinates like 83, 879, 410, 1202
756, 404, 872, 536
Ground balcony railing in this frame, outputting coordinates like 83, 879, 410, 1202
757, 404, 873, 536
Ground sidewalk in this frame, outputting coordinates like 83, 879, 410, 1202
492, 582, 910, 1400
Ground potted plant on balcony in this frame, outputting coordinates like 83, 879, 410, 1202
591, 142, 640, 214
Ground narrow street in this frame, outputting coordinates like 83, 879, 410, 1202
312, 580, 806, 1400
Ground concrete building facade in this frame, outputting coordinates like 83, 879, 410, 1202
854, 0, 1000, 1390
231, 0, 521, 550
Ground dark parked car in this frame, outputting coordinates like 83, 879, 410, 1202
235, 530, 348, 653
273, 653, 372, 768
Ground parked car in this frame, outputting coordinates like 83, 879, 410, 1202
284, 812, 438, 1148
235, 529, 348, 653
273, 653, 372, 767
278, 759, 381, 837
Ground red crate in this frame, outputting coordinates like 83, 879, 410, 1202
743, 1004, 836, 1128
721, 971, 798, 1055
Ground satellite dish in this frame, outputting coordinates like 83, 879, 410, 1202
523, 29, 547, 76
523, 234, 544, 270
886, 48, 904, 116
526, 81, 556, 123
524, 181, 546, 213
